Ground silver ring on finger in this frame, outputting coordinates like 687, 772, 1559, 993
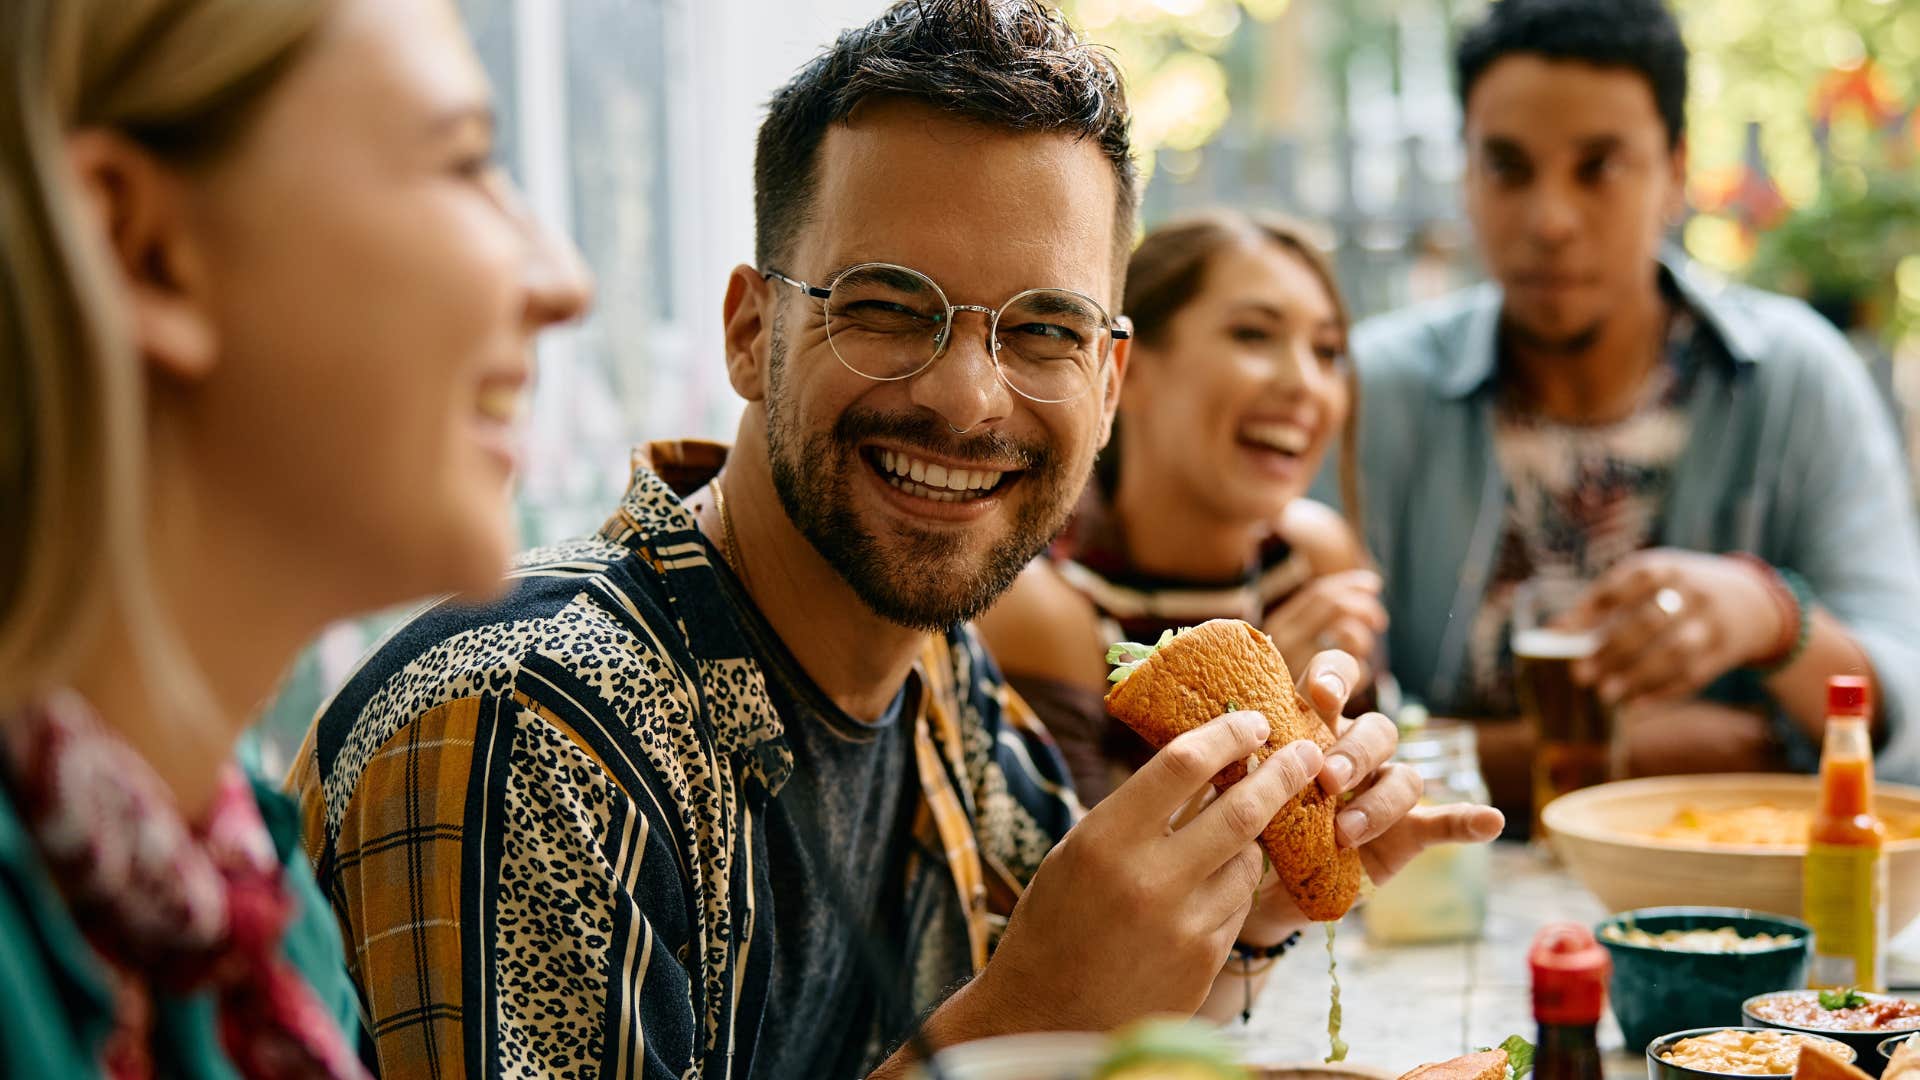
1654, 587, 1685, 618
1315, 632, 1340, 651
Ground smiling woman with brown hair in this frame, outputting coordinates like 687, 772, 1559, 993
979, 209, 1389, 806
0, 0, 589, 1074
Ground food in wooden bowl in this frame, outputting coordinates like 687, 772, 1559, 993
1539, 775, 1920, 932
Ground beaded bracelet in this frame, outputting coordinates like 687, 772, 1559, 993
1730, 553, 1812, 674
1764, 568, 1816, 673
1231, 930, 1302, 1023
1231, 929, 1302, 962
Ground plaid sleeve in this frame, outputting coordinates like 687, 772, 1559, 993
942, 629, 1083, 889
294, 694, 702, 1080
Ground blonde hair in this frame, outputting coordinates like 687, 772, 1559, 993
0, 1, 329, 709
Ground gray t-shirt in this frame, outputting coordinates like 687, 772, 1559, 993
721, 575, 917, 1080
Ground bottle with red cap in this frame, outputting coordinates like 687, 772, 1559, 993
1805, 675, 1887, 991
1529, 923, 1609, 1080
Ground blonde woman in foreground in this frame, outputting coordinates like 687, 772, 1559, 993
0, 0, 589, 1075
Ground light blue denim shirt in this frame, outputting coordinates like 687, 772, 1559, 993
1316, 252, 1920, 780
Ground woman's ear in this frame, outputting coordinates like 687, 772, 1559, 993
722, 264, 773, 402
65, 129, 218, 382
1117, 332, 1161, 415
1095, 327, 1132, 449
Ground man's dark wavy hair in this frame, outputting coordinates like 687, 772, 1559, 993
754, 0, 1138, 279
1455, 0, 1690, 148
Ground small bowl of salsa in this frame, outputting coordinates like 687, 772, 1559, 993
1743, 990, 1920, 1076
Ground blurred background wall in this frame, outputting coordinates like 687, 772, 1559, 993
250, 0, 1920, 773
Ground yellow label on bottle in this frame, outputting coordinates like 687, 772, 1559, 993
1804, 843, 1888, 991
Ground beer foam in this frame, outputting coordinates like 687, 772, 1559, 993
1513, 628, 1599, 659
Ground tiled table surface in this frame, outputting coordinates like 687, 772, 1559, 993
1232, 842, 1920, 1077
1230, 842, 1644, 1080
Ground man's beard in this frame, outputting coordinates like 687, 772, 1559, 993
763, 328, 1083, 631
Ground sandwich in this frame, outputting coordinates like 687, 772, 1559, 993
1105, 619, 1363, 923
1398, 1037, 1534, 1080
1397, 1049, 1511, 1080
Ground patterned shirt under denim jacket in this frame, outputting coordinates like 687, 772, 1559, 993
289, 440, 1080, 1079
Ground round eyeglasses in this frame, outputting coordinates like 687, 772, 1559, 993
761, 262, 1129, 405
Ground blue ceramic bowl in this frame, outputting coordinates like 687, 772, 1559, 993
1599, 907, 1812, 1054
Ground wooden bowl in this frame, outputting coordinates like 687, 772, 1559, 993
1542, 775, 1920, 932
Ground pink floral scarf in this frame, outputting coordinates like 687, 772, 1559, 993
1, 691, 366, 1080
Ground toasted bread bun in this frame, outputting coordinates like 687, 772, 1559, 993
1104, 619, 1364, 922
1794, 1045, 1873, 1080
1397, 1049, 1509, 1080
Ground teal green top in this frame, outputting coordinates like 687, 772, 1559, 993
0, 771, 360, 1078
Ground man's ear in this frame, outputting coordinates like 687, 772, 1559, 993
65, 129, 218, 382
1663, 135, 1690, 225
722, 264, 774, 402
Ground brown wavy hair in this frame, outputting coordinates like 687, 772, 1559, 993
1104, 209, 1361, 534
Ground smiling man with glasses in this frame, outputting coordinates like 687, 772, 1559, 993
291, 3, 1495, 1078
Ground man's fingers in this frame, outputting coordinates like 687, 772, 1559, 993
1301, 650, 1362, 726
1319, 711, 1397, 795
1168, 785, 1219, 831
1202, 842, 1268, 928
1359, 803, 1507, 882
1336, 761, 1421, 847
1114, 711, 1271, 830
1180, 740, 1321, 874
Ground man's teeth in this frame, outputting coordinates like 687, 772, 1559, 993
1240, 421, 1311, 454
476, 385, 524, 423
876, 448, 1005, 500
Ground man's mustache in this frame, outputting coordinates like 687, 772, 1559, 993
831, 409, 1050, 473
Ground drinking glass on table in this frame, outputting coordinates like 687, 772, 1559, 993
1512, 575, 1621, 843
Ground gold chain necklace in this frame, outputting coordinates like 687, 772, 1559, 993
710, 474, 750, 592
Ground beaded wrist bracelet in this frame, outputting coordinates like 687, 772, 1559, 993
1231, 929, 1302, 962
1731, 552, 1812, 674
1231, 931, 1303, 1023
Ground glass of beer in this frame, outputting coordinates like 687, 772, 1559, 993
1511, 575, 1618, 842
